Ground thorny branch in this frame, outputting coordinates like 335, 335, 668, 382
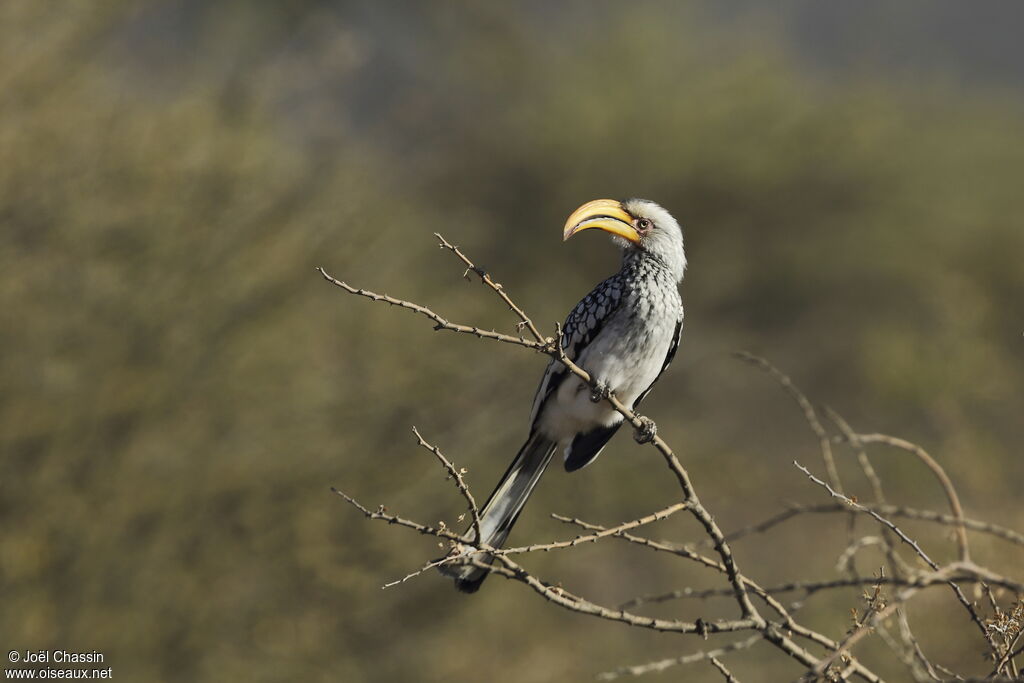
716, 501, 1024, 549
709, 654, 742, 682
411, 426, 482, 544
794, 461, 1000, 658
851, 432, 971, 563
735, 352, 844, 496
596, 635, 761, 680
319, 236, 1022, 682
433, 232, 547, 345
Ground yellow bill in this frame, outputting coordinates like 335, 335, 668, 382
562, 199, 640, 245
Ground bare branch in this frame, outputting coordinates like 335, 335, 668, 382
329, 487, 467, 544
497, 502, 687, 555
826, 408, 886, 504
735, 352, 844, 495
720, 501, 1024, 549
891, 610, 944, 683
802, 564, 1006, 679
621, 574, 1024, 609
411, 426, 483, 544
596, 635, 760, 680
482, 554, 760, 636
317, 267, 541, 350
851, 432, 970, 564
799, 463, 938, 566
708, 654, 741, 682
794, 462, 999, 660
321, 236, 1021, 683
434, 232, 547, 344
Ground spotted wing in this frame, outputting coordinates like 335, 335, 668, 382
526, 275, 624, 428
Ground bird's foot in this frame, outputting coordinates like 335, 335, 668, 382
634, 416, 658, 444
589, 379, 611, 403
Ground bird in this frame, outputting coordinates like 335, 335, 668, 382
441, 198, 686, 593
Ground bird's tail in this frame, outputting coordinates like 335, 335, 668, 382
440, 431, 557, 593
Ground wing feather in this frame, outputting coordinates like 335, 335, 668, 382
635, 309, 683, 408
527, 275, 624, 427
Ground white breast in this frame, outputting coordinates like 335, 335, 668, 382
535, 307, 676, 445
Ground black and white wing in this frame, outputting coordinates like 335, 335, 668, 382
526, 275, 624, 429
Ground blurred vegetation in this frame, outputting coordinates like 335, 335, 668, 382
2, 2, 1022, 681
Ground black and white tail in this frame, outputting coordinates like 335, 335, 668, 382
441, 431, 557, 593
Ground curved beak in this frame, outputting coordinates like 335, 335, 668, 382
562, 199, 640, 245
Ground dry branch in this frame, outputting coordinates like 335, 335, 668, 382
320, 235, 1022, 682
411, 426, 483, 543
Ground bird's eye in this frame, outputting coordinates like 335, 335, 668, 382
637, 218, 652, 231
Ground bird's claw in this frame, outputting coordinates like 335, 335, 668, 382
634, 417, 657, 444
589, 380, 611, 403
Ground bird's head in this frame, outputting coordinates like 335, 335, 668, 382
563, 198, 686, 281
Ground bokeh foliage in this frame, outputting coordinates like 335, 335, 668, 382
2, 3, 1022, 681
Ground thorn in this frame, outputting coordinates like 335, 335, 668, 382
696, 618, 709, 640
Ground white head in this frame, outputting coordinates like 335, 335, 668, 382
562, 198, 687, 282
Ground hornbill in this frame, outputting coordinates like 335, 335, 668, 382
442, 198, 686, 592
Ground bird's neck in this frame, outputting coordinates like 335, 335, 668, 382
621, 244, 686, 283
621, 248, 671, 280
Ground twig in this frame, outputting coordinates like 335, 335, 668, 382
794, 462, 999, 660
848, 432, 1000, 664
800, 465, 936, 566
719, 502, 1024, 548
708, 654, 740, 682
382, 555, 464, 589
596, 635, 760, 680
434, 232, 547, 344
411, 426, 482, 543
807, 580, 887, 681
498, 503, 687, 555
826, 409, 885, 504
481, 554, 760, 636
551, 481, 885, 677
330, 487, 467, 543
380, 503, 683, 589
893, 609, 944, 683
620, 574, 1024, 609
826, 407, 919, 679
317, 267, 541, 350
555, 511, 886, 682
851, 433, 970, 563
804, 563, 1024, 681
735, 352, 844, 495
836, 537, 889, 577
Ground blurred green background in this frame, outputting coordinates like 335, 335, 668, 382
2, 2, 1023, 681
